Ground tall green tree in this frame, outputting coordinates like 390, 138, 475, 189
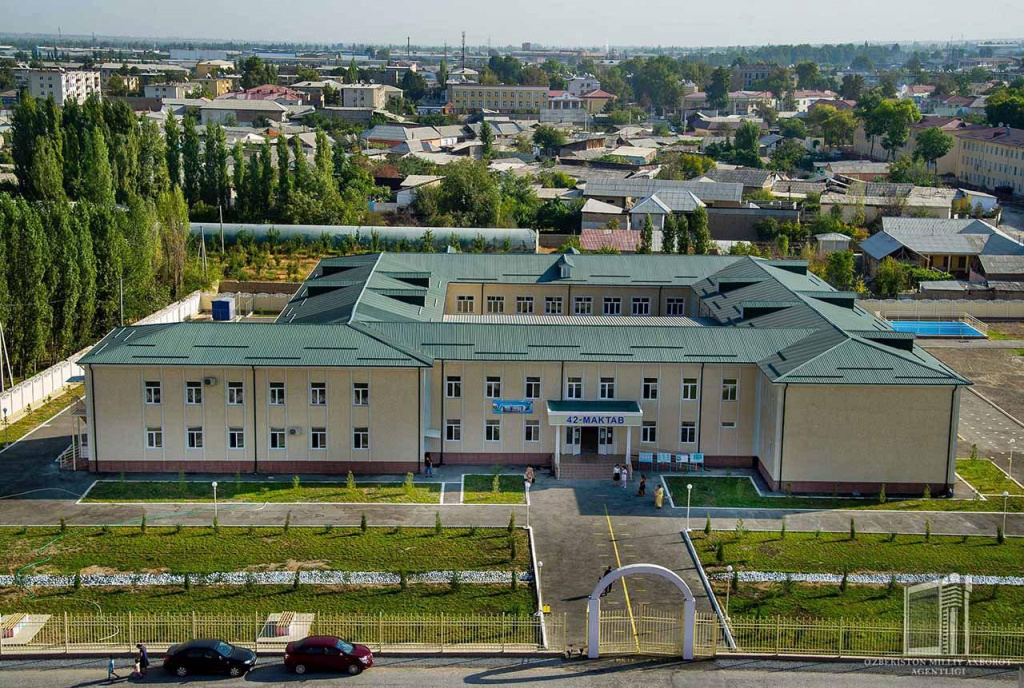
44, 202, 82, 358
276, 134, 291, 214
677, 213, 691, 254
706, 67, 731, 110
8, 198, 50, 372
691, 206, 711, 255
74, 203, 98, 347
661, 213, 678, 254
154, 188, 190, 298
138, 117, 169, 198
202, 122, 230, 209
232, 142, 246, 219
28, 136, 67, 202
733, 121, 763, 167
479, 120, 494, 158
824, 250, 855, 290
165, 112, 181, 188
181, 115, 202, 206
80, 129, 115, 206
637, 214, 654, 254
914, 127, 954, 170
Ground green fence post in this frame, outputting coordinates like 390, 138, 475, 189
775, 615, 781, 656
64, 612, 69, 654
838, 617, 844, 657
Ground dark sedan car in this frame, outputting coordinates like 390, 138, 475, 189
284, 635, 374, 675
163, 639, 257, 677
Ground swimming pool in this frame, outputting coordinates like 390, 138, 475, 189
889, 320, 986, 338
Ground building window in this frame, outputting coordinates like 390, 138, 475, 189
186, 381, 203, 405
146, 427, 163, 449
573, 296, 593, 315
545, 296, 564, 315
632, 297, 651, 316
722, 378, 738, 401
310, 382, 327, 406
525, 420, 540, 442
641, 422, 657, 444
643, 377, 659, 400
456, 295, 475, 313
603, 297, 622, 315
446, 419, 462, 441
721, 420, 737, 429
599, 377, 615, 399
516, 296, 534, 314
227, 381, 244, 405
186, 427, 204, 449
144, 381, 161, 405
228, 428, 245, 449
566, 376, 583, 399
680, 422, 696, 444
311, 427, 327, 450
269, 382, 286, 406
446, 376, 462, 398
270, 428, 286, 450
485, 419, 501, 442
600, 427, 614, 446
486, 295, 505, 314
352, 382, 369, 406
525, 376, 541, 399
485, 376, 502, 399
666, 298, 686, 316
353, 427, 370, 450
682, 378, 698, 401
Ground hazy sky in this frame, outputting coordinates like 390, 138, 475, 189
2, 0, 1022, 48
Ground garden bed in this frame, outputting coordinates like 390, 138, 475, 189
462, 475, 527, 505
82, 479, 442, 504
956, 459, 1024, 496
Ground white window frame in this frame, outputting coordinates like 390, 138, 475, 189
666, 298, 686, 316
602, 297, 622, 315
456, 294, 475, 313
573, 296, 593, 315
446, 376, 462, 398
682, 377, 699, 401
524, 420, 540, 442
544, 296, 564, 315
599, 377, 615, 400
525, 376, 541, 400
185, 381, 203, 406
566, 376, 583, 399
642, 377, 658, 400
353, 427, 370, 450
680, 422, 696, 444
486, 295, 505, 314
516, 295, 534, 314
310, 427, 327, 450
631, 297, 651, 316
270, 428, 286, 450
310, 382, 327, 406
228, 427, 245, 450
721, 420, 737, 429
269, 381, 286, 406
186, 426, 204, 449
446, 419, 462, 442
641, 421, 657, 444
144, 381, 161, 405
485, 376, 502, 399
146, 427, 163, 449
352, 382, 369, 406
227, 381, 244, 406
485, 419, 501, 442
722, 378, 739, 402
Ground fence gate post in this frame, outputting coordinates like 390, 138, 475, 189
775, 615, 781, 655
501, 613, 506, 653
64, 612, 69, 654
128, 611, 134, 651
191, 612, 197, 639
838, 617, 844, 657
441, 613, 446, 653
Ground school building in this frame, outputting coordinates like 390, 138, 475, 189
79, 253, 970, 495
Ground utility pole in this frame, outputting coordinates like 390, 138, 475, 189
407, 37, 411, 62
461, 31, 466, 70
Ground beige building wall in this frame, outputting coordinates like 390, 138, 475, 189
442, 283, 693, 316
955, 135, 1024, 196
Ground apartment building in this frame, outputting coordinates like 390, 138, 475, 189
27, 68, 101, 106
341, 84, 389, 109
954, 127, 1024, 196
144, 83, 190, 99
79, 253, 968, 495
447, 84, 549, 114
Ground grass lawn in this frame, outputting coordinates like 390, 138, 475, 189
711, 580, 1022, 626
0, 584, 536, 617
83, 479, 442, 504
664, 476, 1024, 513
0, 526, 532, 576
462, 475, 527, 505
0, 385, 82, 450
694, 531, 1024, 577
957, 459, 1024, 496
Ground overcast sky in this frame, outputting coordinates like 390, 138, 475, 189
2, 0, 1022, 48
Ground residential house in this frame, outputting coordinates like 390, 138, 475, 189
341, 84, 389, 109
825, 161, 891, 181
361, 125, 446, 148
580, 89, 617, 114
701, 168, 780, 195
584, 178, 742, 211
852, 116, 975, 175
195, 59, 235, 78
199, 99, 288, 125
579, 228, 663, 252
396, 175, 443, 208
144, 82, 190, 99
224, 84, 306, 105
682, 90, 773, 116
581, 198, 627, 230
292, 79, 345, 108
567, 74, 602, 96
792, 90, 838, 112
608, 145, 658, 165
820, 183, 956, 223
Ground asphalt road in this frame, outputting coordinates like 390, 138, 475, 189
0, 656, 1019, 687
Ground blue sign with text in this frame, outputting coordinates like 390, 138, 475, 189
492, 399, 534, 414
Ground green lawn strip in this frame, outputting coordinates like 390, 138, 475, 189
711, 580, 1022, 626
986, 327, 1013, 341
956, 459, 1024, 496
83, 480, 442, 504
0, 385, 82, 450
664, 476, 1024, 512
462, 475, 527, 505
0, 526, 532, 576
694, 531, 1023, 577
0, 585, 537, 619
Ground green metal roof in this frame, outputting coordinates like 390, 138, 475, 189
547, 400, 642, 414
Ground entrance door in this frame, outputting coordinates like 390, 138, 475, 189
581, 427, 599, 454
565, 427, 581, 456
598, 427, 615, 455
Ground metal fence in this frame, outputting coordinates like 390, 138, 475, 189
0, 612, 564, 656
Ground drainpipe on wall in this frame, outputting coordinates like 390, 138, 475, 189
251, 365, 258, 474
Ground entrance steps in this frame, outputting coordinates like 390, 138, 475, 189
559, 454, 629, 480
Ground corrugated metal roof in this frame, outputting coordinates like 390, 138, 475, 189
584, 178, 743, 204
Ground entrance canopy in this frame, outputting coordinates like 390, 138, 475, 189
546, 400, 643, 427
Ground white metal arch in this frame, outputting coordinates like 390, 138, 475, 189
587, 563, 696, 659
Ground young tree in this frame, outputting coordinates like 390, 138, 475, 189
677, 213, 692, 254
914, 127, 954, 171
875, 99, 922, 160
8, 199, 50, 373
202, 122, 230, 210
691, 206, 711, 255
154, 188, 191, 298
824, 250, 855, 290
875, 256, 906, 297
733, 121, 763, 166
138, 117, 169, 198
181, 115, 202, 206
44, 202, 82, 358
662, 213, 678, 254
532, 125, 567, 156
28, 136, 67, 202
706, 67, 730, 110
637, 214, 654, 254
74, 204, 98, 346
479, 120, 494, 158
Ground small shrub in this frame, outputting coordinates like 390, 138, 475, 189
435, 512, 443, 535
780, 519, 787, 539
508, 512, 516, 533
887, 574, 897, 596
399, 570, 408, 591
212, 517, 219, 534
878, 484, 887, 505
73, 572, 82, 590
813, 528, 820, 539
924, 519, 931, 542
247, 524, 255, 536
715, 541, 725, 563
184, 573, 191, 591
140, 514, 147, 535
784, 482, 792, 498
404, 472, 415, 494
175, 523, 183, 535
961, 534, 968, 544
887, 532, 896, 543
832, 484, 838, 502
704, 515, 712, 537
492, 473, 501, 494
970, 444, 978, 460
731, 570, 739, 593
923, 484, 931, 500
510, 570, 518, 591
324, 523, 333, 535
178, 470, 186, 494
293, 571, 301, 589
997, 524, 1005, 544
59, 517, 66, 534
839, 568, 848, 594
849, 517, 856, 540
734, 518, 745, 537
468, 525, 478, 536
244, 572, 256, 592
347, 471, 356, 490
284, 510, 292, 534
235, 471, 241, 492
360, 513, 368, 534
391, 525, 402, 536
119, 472, 126, 488
509, 535, 517, 562
449, 570, 462, 592
782, 574, 795, 594
292, 474, 301, 490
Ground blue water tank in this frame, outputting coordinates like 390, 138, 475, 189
212, 297, 235, 321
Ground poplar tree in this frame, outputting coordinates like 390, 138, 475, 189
677, 213, 691, 254
258, 140, 275, 220
637, 213, 654, 254
29, 136, 66, 202
9, 199, 50, 373
276, 134, 291, 214
662, 213, 677, 254
202, 122, 229, 209
165, 112, 181, 188
80, 129, 115, 206
138, 117, 169, 198
45, 202, 82, 358
290, 136, 311, 194
232, 142, 246, 219
74, 204, 98, 347
691, 205, 712, 255
181, 115, 202, 206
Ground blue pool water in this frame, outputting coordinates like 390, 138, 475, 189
889, 320, 985, 338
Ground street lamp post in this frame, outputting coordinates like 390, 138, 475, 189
686, 484, 693, 531
1009, 439, 1015, 480
536, 561, 543, 614
212, 481, 219, 522
1004, 490, 1010, 535
725, 565, 734, 620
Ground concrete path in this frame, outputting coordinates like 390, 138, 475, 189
922, 339, 1024, 349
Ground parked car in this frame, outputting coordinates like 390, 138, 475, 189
163, 638, 256, 677
284, 635, 374, 675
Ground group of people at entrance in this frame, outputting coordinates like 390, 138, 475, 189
614, 464, 664, 508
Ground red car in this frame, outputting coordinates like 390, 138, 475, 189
284, 635, 373, 675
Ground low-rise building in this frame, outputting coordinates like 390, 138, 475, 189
199, 99, 288, 125
341, 84, 389, 109
448, 84, 549, 114
144, 83, 190, 100
953, 126, 1024, 197
820, 183, 956, 223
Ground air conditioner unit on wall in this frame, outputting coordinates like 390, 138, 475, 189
203, 376, 218, 386
288, 427, 303, 436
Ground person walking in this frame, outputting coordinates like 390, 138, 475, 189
613, 464, 621, 484
524, 466, 535, 495
637, 474, 647, 497
599, 565, 614, 597
107, 655, 120, 682
654, 484, 665, 509
620, 462, 629, 489
424, 456, 433, 477
130, 657, 142, 679
136, 643, 150, 676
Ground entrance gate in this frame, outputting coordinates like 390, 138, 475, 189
587, 563, 696, 659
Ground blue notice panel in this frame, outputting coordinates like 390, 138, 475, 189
492, 400, 534, 414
